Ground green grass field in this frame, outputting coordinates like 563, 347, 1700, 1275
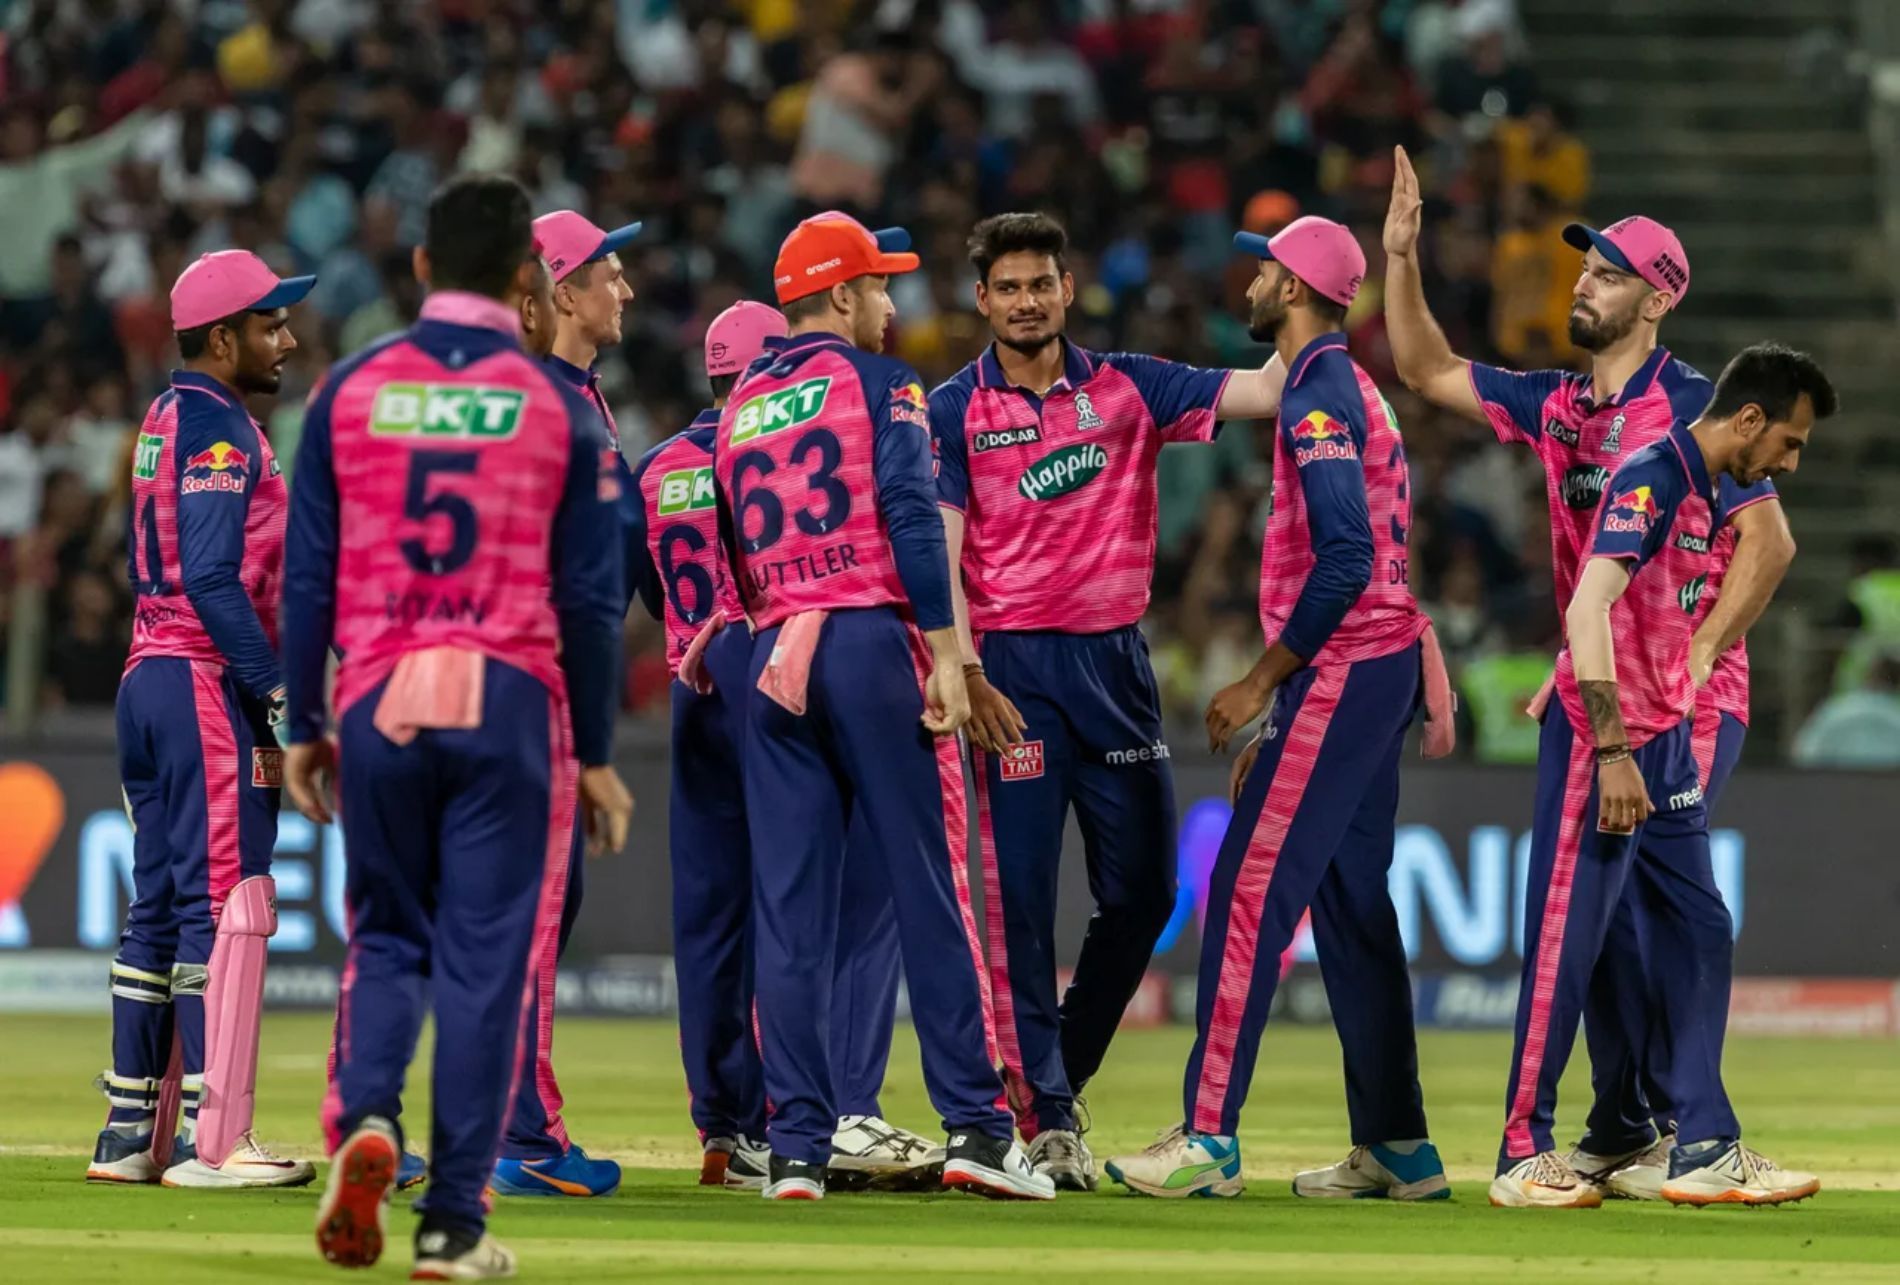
3, 1014, 1897, 1282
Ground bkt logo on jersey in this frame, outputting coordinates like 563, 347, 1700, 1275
132, 431, 165, 482
1602, 485, 1660, 534
1293, 410, 1358, 466
180, 441, 250, 494
730, 376, 832, 445
657, 467, 717, 515
369, 383, 526, 439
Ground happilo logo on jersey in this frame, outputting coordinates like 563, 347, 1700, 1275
369, 383, 526, 439
1602, 484, 1660, 536
1017, 442, 1108, 501
1561, 463, 1611, 511
729, 377, 832, 445
1678, 573, 1708, 614
180, 440, 250, 494
1291, 410, 1358, 467
657, 467, 717, 516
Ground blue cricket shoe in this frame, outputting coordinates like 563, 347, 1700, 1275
396, 1150, 428, 1191
491, 1145, 621, 1197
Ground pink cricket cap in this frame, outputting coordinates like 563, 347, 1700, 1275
1563, 216, 1690, 307
170, 250, 315, 331
1232, 215, 1366, 307
705, 300, 788, 376
532, 210, 643, 283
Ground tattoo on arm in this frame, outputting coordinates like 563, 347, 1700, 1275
1578, 680, 1628, 749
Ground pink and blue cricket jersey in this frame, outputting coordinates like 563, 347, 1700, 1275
712, 332, 1008, 1165
932, 339, 1228, 634
110, 370, 288, 1134
1469, 350, 1772, 723
630, 410, 746, 673
1183, 334, 1431, 1140
286, 291, 623, 1233
1499, 422, 1742, 1168
930, 338, 1228, 1136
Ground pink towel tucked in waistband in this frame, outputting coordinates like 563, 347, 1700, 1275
1419, 623, 1457, 760
1525, 670, 1556, 721
757, 609, 828, 715
678, 609, 731, 695
372, 647, 485, 746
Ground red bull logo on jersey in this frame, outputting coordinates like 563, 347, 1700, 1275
730, 376, 832, 445
1017, 442, 1107, 501
180, 441, 250, 494
1603, 485, 1660, 535
368, 383, 526, 440
1292, 410, 1358, 467
891, 381, 929, 428
658, 466, 718, 515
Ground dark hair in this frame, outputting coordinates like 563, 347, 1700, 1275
781, 290, 833, 324
175, 310, 250, 360
968, 212, 1068, 284
1309, 292, 1349, 328
425, 173, 534, 299
709, 372, 739, 401
1708, 342, 1839, 423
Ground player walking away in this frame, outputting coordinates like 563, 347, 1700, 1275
90, 251, 317, 1191
1381, 144, 1799, 1198
713, 212, 1052, 1202
1487, 344, 1833, 1210
1107, 217, 1449, 1202
929, 212, 1288, 1190
290, 175, 633, 1278
627, 301, 932, 1191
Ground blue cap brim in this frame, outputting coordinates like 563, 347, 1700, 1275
249, 275, 316, 313
1233, 231, 1275, 260
1562, 223, 1636, 276
588, 222, 644, 264
874, 227, 912, 254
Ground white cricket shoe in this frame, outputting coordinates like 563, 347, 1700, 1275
86, 1127, 162, 1184
1569, 1133, 1673, 1201
164, 1131, 315, 1189
1104, 1124, 1244, 1199
701, 1134, 770, 1189
1661, 1140, 1820, 1207
411, 1228, 518, 1280
830, 1115, 944, 1189
1293, 1143, 1450, 1201
1487, 1150, 1603, 1208
1027, 1128, 1096, 1192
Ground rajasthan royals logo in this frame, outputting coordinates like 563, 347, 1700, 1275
1073, 392, 1105, 431
1603, 412, 1626, 454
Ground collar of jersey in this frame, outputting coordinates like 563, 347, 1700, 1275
418, 289, 521, 336
168, 369, 238, 406
1285, 331, 1351, 390
689, 406, 721, 430
1580, 345, 1669, 411
545, 353, 595, 390
975, 336, 1093, 394
1666, 421, 1713, 503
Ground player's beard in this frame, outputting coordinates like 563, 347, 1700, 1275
993, 323, 1059, 358
236, 357, 284, 396
1248, 294, 1288, 344
1567, 297, 1640, 352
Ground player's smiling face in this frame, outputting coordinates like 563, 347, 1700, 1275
977, 251, 1071, 354
1569, 248, 1659, 352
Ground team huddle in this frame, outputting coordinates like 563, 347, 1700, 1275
88, 145, 1834, 1279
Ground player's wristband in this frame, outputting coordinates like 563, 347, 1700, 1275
1595, 744, 1632, 765
963, 662, 985, 678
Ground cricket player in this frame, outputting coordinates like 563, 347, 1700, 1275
1107, 217, 1449, 1201
1381, 144, 1798, 1197
451, 208, 643, 1201
929, 212, 1287, 1188
627, 301, 933, 1189
319, 252, 563, 1199
714, 212, 1052, 1201
1485, 343, 1832, 1208
291, 175, 632, 1278
91, 250, 317, 1190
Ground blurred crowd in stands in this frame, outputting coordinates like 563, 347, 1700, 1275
1, 0, 1895, 762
